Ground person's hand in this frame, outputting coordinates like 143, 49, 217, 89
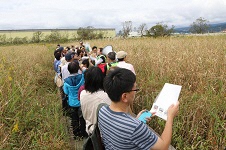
167, 101, 179, 120
136, 110, 156, 123
136, 109, 147, 119
145, 112, 156, 123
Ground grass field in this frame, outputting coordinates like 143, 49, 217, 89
0, 36, 225, 149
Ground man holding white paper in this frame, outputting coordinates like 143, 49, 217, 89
98, 68, 180, 150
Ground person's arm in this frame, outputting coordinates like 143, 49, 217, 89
89, 56, 103, 66
130, 64, 136, 75
63, 83, 69, 95
56, 61, 61, 74
88, 59, 94, 67
95, 58, 103, 66
151, 102, 179, 150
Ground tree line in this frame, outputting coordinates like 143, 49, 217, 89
0, 17, 210, 45
0, 28, 105, 45
120, 17, 210, 38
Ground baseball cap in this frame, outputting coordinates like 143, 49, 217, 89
65, 52, 76, 61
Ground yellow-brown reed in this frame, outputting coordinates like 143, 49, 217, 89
0, 35, 225, 149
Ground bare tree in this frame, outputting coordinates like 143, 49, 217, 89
189, 17, 210, 34
138, 23, 147, 36
122, 21, 132, 37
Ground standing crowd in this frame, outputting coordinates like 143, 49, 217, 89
53, 41, 179, 150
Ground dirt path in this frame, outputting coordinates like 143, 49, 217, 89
64, 116, 85, 150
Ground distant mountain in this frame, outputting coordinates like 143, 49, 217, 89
174, 22, 226, 33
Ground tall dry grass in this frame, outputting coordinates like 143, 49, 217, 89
0, 35, 225, 149
83, 36, 225, 149
0, 44, 71, 149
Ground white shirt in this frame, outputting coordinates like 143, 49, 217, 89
59, 57, 67, 67
61, 62, 70, 81
80, 90, 111, 134
117, 61, 136, 75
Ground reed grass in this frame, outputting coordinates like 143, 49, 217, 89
0, 44, 71, 149
0, 36, 225, 149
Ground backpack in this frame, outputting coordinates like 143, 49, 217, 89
97, 55, 107, 73
83, 103, 107, 150
97, 63, 106, 73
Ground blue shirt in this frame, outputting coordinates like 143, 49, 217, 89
54, 59, 61, 74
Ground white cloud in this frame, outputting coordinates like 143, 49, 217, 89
0, 0, 225, 30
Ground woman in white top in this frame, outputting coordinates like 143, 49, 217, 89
80, 67, 111, 134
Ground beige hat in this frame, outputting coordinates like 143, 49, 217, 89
116, 51, 127, 59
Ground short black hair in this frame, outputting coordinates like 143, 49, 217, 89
99, 48, 103, 52
84, 66, 104, 93
82, 59, 89, 68
68, 61, 80, 74
92, 46, 97, 50
117, 58, 124, 62
54, 51, 61, 60
77, 49, 83, 56
103, 68, 136, 102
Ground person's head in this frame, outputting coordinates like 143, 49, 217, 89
56, 46, 64, 53
116, 51, 127, 61
84, 66, 104, 93
81, 45, 85, 51
92, 46, 97, 53
62, 48, 67, 57
82, 59, 89, 68
92, 46, 97, 50
104, 68, 137, 103
65, 52, 76, 62
66, 46, 70, 51
97, 48, 103, 55
77, 49, 84, 57
54, 51, 61, 60
107, 52, 116, 62
68, 61, 80, 74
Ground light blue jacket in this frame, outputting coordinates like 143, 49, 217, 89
63, 74, 84, 107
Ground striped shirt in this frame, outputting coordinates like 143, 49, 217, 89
98, 106, 158, 150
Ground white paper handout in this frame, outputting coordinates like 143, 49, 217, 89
150, 83, 182, 120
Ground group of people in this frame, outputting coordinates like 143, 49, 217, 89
53, 42, 179, 149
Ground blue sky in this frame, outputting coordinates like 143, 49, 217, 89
0, 0, 226, 31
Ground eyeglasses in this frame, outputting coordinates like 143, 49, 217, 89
127, 88, 140, 92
